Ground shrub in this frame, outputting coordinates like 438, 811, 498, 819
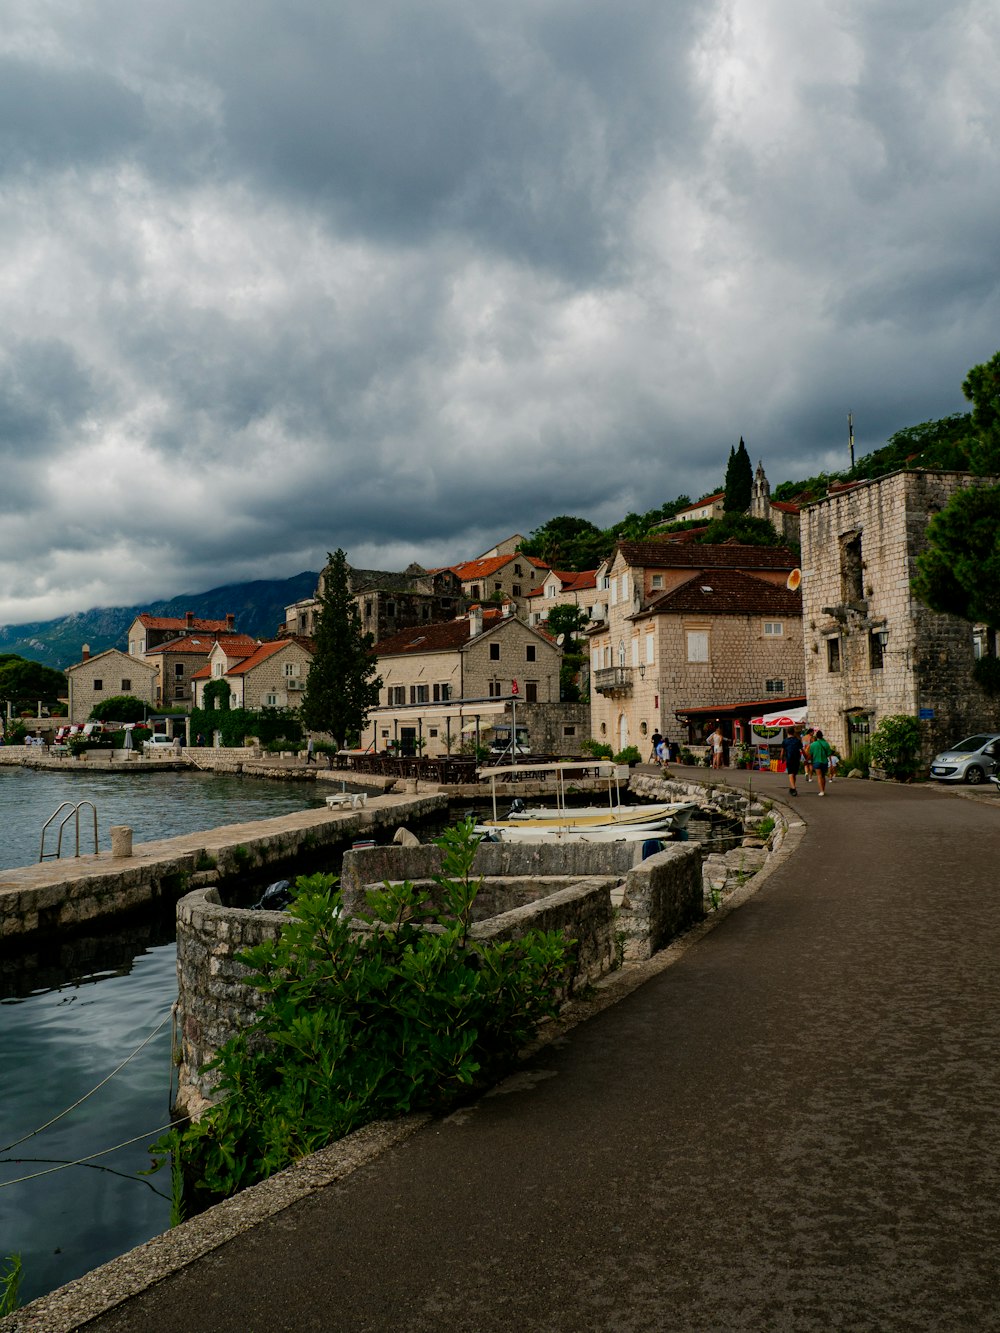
154, 820, 572, 1209
612, 745, 642, 766
580, 738, 614, 759
843, 742, 871, 776
869, 715, 922, 778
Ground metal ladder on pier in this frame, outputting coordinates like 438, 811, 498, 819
39, 801, 99, 862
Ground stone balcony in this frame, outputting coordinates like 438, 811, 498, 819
593, 666, 634, 695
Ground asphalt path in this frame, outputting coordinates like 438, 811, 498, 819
80, 770, 1000, 1332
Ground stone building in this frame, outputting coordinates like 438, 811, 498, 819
126, 612, 237, 657
65, 647, 158, 723
145, 632, 253, 710
191, 637, 313, 711
588, 541, 801, 753
750, 462, 801, 546
283, 562, 463, 642
800, 469, 1000, 759
361, 606, 569, 756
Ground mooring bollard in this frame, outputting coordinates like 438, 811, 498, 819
110, 825, 134, 858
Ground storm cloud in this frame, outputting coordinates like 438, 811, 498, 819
1, 0, 998, 623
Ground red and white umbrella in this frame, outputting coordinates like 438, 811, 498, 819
750, 705, 808, 727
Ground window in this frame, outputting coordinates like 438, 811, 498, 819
563, 726, 576, 737
213, 662, 223, 676
489, 643, 501, 661
494, 584, 503, 596
121, 679, 131, 691
429, 728, 438, 738
389, 685, 406, 706
284, 662, 300, 678
488, 681, 502, 697
526, 644, 536, 662
645, 636, 654, 664
525, 681, 538, 702
471, 585, 480, 599
514, 563, 523, 576
869, 631, 884, 670
513, 584, 522, 597
174, 685, 185, 699
631, 639, 639, 667
433, 683, 451, 702
765, 679, 785, 694
175, 663, 184, 677
386, 602, 396, 617
365, 600, 373, 618
93, 678, 103, 691
686, 631, 709, 663
651, 575, 663, 590
409, 684, 429, 704
840, 531, 864, 604
265, 692, 278, 706
827, 638, 841, 673
763, 622, 783, 637
593, 648, 601, 671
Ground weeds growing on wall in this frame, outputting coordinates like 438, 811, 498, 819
153, 820, 572, 1209
0, 1254, 22, 1316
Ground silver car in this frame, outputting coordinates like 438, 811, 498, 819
929, 733, 1000, 784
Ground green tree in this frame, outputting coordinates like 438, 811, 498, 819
520, 516, 607, 571
546, 604, 589, 703
89, 694, 148, 724
300, 550, 381, 747
0, 657, 67, 713
723, 437, 753, 513
912, 484, 1000, 630
698, 513, 786, 548
963, 349, 1000, 473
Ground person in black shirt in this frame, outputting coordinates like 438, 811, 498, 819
781, 729, 804, 796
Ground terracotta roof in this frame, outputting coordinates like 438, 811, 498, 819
646, 569, 802, 616
227, 640, 312, 676
375, 609, 505, 656
677, 492, 724, 514
145, 633, 255, 657
675, 695, 806, 717
136, 615, 233, 632
617, 540, 797, 571
770, 499, 800, 514
451, 554, 515, 581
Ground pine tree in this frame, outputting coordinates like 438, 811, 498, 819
723, 436, 753, 513
300, 550, 381, 748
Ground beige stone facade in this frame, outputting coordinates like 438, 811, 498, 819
65, 649, 158, 723
801, 469, 1000, 759
361, 609, 563, 756
588, 542, 802, 752
227, 639, 314, 710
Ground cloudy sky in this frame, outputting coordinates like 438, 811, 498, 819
1, 0, 998, 624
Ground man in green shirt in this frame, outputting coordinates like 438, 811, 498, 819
809, 730, 833, 796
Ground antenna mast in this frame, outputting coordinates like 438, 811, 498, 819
848, 412, 855, 469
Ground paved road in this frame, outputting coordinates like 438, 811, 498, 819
77, 772, 1000, 1331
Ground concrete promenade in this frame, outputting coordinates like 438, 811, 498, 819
13, 767, 1000, 1331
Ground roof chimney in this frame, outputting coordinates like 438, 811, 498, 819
226, 613, 235, 630
468, 605, 483, 639
81, 644, 90, 661
185, 611, 194, 628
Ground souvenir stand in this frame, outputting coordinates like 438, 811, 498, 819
749, 705, 809, 774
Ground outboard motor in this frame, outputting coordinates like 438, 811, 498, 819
251, 879, 294, 911
508, 796, 526, 816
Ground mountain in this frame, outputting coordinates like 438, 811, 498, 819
0, 572, 320, 669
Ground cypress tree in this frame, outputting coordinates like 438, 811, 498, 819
300, 549, 382, 748
724, 436, 753, 513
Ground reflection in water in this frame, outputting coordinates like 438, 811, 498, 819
0, 937, 178, 1305
0, 766, 328, 872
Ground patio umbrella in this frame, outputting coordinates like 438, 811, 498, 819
750, 705, 808, 727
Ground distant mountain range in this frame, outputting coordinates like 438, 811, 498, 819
0, 572, 320, 670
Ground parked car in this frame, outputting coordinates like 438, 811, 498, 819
928, 733, 1000, 784
144, 732, 177, 751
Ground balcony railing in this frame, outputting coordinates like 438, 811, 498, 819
593, 666, 634, 695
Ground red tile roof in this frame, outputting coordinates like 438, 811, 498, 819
227, 640, 312, 676
145, 633, 256, 657
646, 568, 802, 616
136, 615, 233, 632
375, 609, 505, 656
618, 540, 797, 571
450, 554, 515, 581
677, 492, 724, 514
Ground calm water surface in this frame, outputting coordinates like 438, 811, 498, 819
0, 768, 330, 1304
0, 766, 329, 871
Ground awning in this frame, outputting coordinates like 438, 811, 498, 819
750, 705, 808, 727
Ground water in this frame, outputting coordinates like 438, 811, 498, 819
0, 767, 331, 1305
0, 937, 177, 1306
0, 766, 329, 872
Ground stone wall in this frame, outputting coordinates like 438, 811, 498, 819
801, 469, 1000, 759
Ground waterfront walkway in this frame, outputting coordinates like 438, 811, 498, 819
15, 767, 1000, 1332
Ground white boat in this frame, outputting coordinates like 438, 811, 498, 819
473, 759, 699, 842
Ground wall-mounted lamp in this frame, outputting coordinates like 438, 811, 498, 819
875, 628, 890, 651
638, 663, 646, 680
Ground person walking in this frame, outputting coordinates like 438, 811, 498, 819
306, 736, 315, 765
650, 730, 663, 764
809, 729, 833, 795
781, 728, 804, 797
710, 726, 725, 770
801, 728, 815, 782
